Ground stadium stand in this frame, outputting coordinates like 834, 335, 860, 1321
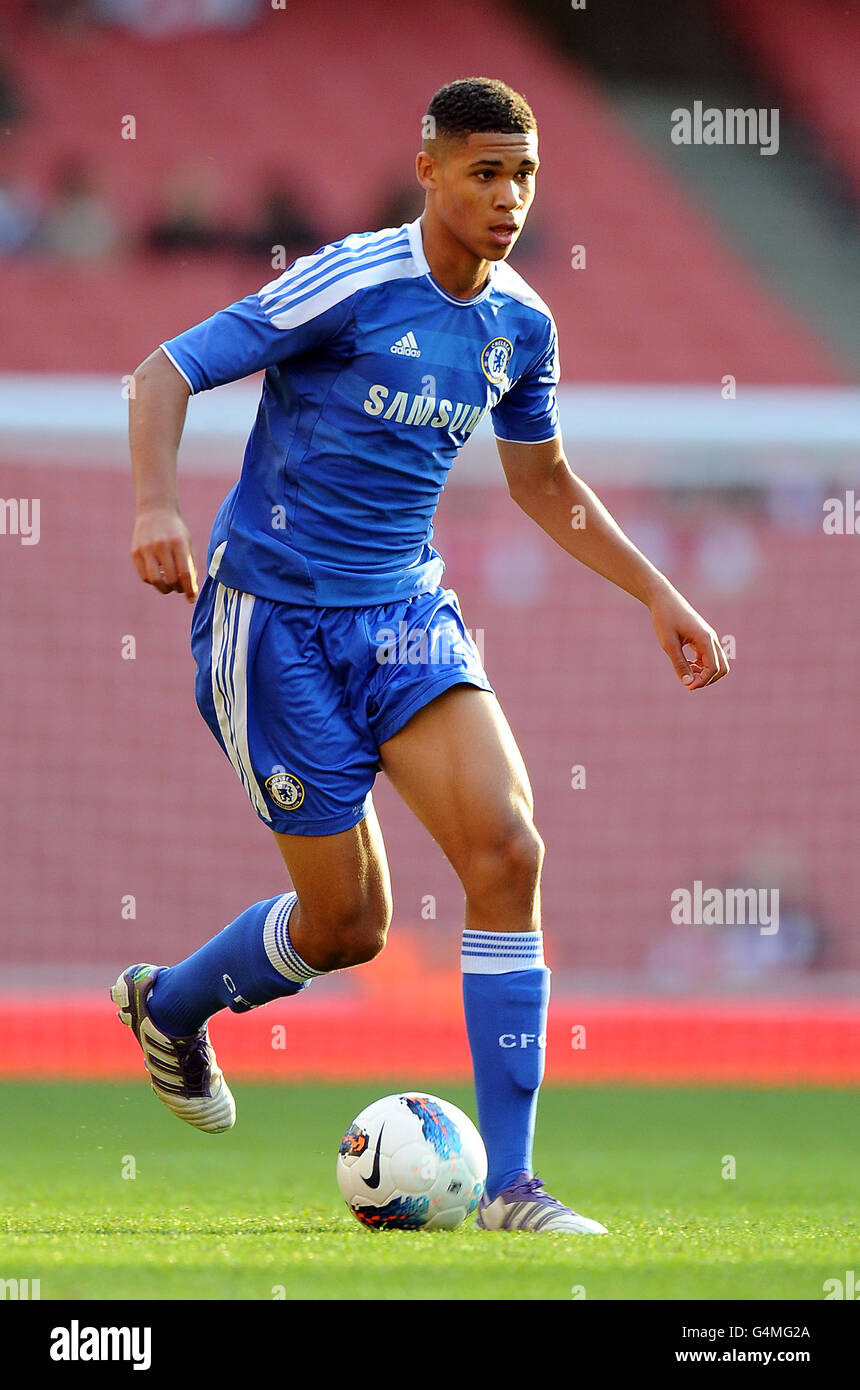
0, 0, 844, 380
717, 0, 860, 204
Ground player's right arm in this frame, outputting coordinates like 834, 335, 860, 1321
128, 237, 359, 602
129, 347, 198, 602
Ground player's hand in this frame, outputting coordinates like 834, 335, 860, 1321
131, 506, 199, 603
648, 584, 730, 691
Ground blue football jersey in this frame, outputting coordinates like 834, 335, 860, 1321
161, 217, 559, 606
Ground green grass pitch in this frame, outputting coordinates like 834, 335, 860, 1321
0, 1081, 857, 1301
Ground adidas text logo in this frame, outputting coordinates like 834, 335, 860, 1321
390, 331, 421, 358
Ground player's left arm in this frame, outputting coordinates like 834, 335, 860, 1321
497, 434, 729, 691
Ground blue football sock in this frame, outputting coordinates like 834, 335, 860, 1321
147, 892, 324, 1036
461, 930, 549, 1201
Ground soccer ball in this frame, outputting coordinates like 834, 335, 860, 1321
337, 1092, 487, 1230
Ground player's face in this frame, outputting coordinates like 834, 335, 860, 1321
428, 131, 538, 261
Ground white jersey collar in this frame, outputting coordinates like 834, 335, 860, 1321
407, 216, 496, 307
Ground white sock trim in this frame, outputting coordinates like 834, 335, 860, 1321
461, 929, 545, 975
263, 892, 327, 983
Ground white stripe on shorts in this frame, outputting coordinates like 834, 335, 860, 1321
211, 583, 272, 823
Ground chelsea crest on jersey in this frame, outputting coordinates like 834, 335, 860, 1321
160, 217, 560, 608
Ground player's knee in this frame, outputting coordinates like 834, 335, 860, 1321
463, 819, 544, 906
502, 821, 544, 894
319, 919, 389, 970
339, 925, 388, 968
305, 895, 391, 970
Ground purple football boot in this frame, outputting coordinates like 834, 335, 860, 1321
476, 1173, 608, 1233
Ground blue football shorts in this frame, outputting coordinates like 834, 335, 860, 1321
190, 576, 494, 836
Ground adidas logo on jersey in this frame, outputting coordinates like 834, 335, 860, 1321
390, 331, 421, 358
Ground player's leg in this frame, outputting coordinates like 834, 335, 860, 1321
379, 684, 545, 1190
379, 683, 606, 1233
380, 683, 543, 931
113, 579, 390, 1131
122, 574, 385, 1031
113, 809, 391, 1134
145, 802, 391, 1032
269, 807, 392, 972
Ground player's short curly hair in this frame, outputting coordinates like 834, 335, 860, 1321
423, 77, 536, 144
